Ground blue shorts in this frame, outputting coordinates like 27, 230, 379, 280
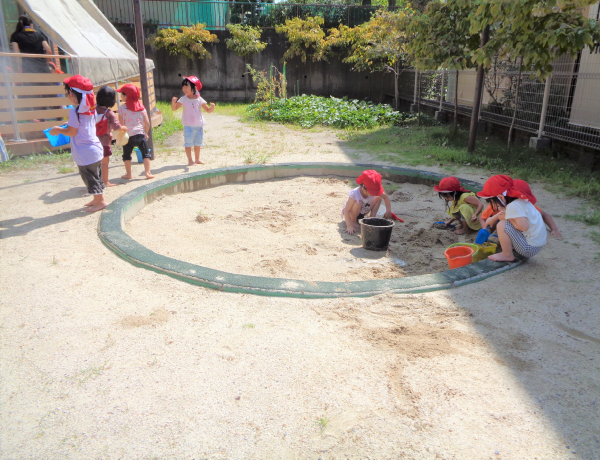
184, 126, 204, 148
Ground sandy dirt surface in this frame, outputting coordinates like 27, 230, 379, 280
127, 177, 468, 281
1, 113, 600, 459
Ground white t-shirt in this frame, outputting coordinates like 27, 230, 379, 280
505, 199, 547, 247
341, 187, 373, 218
178, 95, 206, 127
118, 105, 147, 136
67, 109, 103, 166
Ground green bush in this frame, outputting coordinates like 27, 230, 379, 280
247, 95, 417, 129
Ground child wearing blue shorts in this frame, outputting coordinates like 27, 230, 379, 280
171, 76, 215, 165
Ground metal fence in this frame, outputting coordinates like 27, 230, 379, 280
94, 0, 380, 29
404, 50, 600, 151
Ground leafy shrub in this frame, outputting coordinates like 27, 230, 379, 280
225, 24, 267, 57
147, 23, 218, 59
247, 95, 417, 129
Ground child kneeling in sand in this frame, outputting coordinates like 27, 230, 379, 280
49, 75, 106, 212
434, 177, 483, 235
477, 175, 547, 261
342, 170, 392, 235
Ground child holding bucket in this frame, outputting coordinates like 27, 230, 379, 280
171, 76, 215, 165
116, 83, 154, 180
49, 75, 106, 212
342, 170, 392, 235
478, 179, 562, 240
96, 86, 127, 187
477, 175, 547, 261
434, 177, 483, 235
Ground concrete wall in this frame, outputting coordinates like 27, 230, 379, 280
115, 26, 396, 103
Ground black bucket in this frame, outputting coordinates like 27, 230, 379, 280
359, 217, 395, 251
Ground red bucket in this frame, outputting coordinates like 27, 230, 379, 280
444, 246, 474, 269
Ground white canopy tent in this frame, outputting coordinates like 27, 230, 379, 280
18, 0, 154, 86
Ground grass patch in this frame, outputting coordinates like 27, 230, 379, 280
316, 417, 329, 431
0, 150, 73, 172
215, 102, 251, 118
343, 124, 600, 200
564, 209, 600, 226
242, 323, 255, 329
154, 100, 183, 145
588, 230, 600, 245
57, 165, 75, 174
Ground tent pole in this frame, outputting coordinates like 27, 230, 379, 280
132, 0, 153, 154
0, 6, 25, 143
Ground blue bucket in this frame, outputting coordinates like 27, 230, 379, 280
475, 227, 492, 244
134, 147, 143, 163
43, 124, 70, 147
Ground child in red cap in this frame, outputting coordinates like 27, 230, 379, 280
116, 83, 154, 180
342, 170, 392, 235
434, 177, 483, 235
478, 179, 562, 239
171, 76, 215, 166
49, 75, 107, 212
477, 175, 547, 261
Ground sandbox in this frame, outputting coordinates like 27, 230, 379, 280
98, 163, 523, 297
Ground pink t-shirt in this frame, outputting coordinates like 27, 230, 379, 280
118, 105, 147, 136
178, 95, 206, 128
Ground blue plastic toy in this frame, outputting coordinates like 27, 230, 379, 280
43, 124, 70, 147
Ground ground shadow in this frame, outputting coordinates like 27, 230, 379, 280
0, 208, 90, 239
39, 188, 86, 204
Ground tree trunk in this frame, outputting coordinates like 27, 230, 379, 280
388, 0, 396, 8
394, 62, 399, 111
362, 0, 372, 5
417, 70, 421, 125
453, 70, 459, 135
467, 25, 490, 153
507, 58, 523, 153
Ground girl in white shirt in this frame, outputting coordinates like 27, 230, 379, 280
171, 76, 215, 166
477, 175, 547, 261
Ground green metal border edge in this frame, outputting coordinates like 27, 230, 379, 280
98, 163, 523, 298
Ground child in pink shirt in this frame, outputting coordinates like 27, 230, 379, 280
171, 76, 215, 165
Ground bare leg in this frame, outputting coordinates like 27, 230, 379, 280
86, 194, 107, 212
489, 220, 515, 262
368, 196, 383, 217
455, 220, 476, 235
185, 147, 194, 166
143, 158, 155, 179
194, 146, 204, 164
121, 160, 133, 180
102, 157, 116, 187
345, 201, 362, 234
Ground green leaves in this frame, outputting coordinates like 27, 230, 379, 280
225, 24, 267, 57
275, 16, 330, 63
147, 23, 219, 60
248, 96, 414, 129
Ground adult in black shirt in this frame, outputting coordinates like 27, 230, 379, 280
10, 16, 51, 73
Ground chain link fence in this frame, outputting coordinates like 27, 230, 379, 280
404, 49, 600, 151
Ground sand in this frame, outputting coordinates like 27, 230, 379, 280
127, 177, 470, 282
1, 113, 600, 459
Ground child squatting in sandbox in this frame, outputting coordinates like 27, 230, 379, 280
342, 170, 392, 235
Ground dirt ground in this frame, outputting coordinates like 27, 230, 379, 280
1, 113, 600, 459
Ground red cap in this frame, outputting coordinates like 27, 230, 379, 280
183, 76, 202, 91
512, 179, 537, 205
433, 177, 469, 193
477, 175, 534, 202
356, 170, 384, 196
64, 74, 93, 92
116, 83, 144, 112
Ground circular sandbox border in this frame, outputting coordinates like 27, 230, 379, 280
98, 163, 523, 298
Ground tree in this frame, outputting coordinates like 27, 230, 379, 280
471, 0, 600, 151
328, 8, 416, 110
147, 23, 219, 60
225, 24, 267, 57
407, 0, 480, 132
275, 16, 330, 63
